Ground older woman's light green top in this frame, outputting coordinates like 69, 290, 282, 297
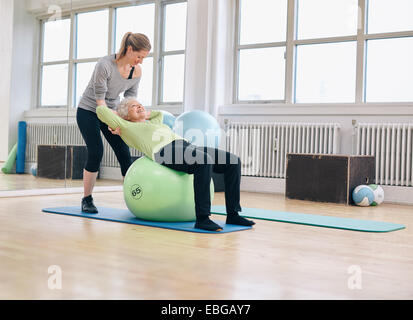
96, 105, 184, 160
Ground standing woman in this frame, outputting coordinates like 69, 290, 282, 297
76, 32, 151, 213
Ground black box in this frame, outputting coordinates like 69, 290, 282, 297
285, 153, 375, 205
37, 145, 88, 179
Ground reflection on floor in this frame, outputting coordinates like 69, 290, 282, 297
0, 171, 122, 192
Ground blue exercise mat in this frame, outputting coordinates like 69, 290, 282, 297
42, 207, 252, 234
211, 205, 405, 233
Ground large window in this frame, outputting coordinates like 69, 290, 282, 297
40, 18, 71, 106
74, 9, 109, 108
295, 42, 357, 103
235, 0, 413, 104
236, 0, 288, 102
365, 0, 413, 102
38, 0, 187, 108
161, 2, 187, 103
114, 4, 155, 106
295, 0, 358, 103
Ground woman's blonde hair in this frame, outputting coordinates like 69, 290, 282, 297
116, 32, 151, 62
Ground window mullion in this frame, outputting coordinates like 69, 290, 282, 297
161, 50, 185, 56
355, 0, 367, 103
293, 35, 357, 46
73, 58, 100, 64
153, 0, 162, 107
67, 11, 75, 109
41, 60, 70, 66
365, 30, 413, 40
285, 0, 296, 104
233, 0, 241, 103
37, 20, 45, 108
238, 42, 287, 50
108, 6, 115, 55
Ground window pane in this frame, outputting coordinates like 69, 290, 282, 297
295, 42, 356, 103
365, 38, 413, 102
41, 64, 68, 106
75, 62, 96, 107
297, 0, 358, 39
162, 54, 185, 103
239, 0, 287, 44
76, 10, 109, 59
238, 47, 285, 101
164, 2, 187, 51
115, 4, 155, 53
367, 0, 413, 34
43, 18, 70, 62
138, 57, 153, 107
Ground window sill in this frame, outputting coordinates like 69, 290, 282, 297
24, 108, 77, 123
23, 105, 184, 122
219, 103, 413, 116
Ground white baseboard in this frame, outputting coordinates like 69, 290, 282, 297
240, 176, 285, 194
381, 185, 413, 205
99, 166, 123, 180
240, 176, 413, 205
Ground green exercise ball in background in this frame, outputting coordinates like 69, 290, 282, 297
368, 184, 384, 206
123, 156, 214, 222
352, 185, 374, 206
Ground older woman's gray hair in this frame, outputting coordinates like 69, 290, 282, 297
117, 97, 138, 119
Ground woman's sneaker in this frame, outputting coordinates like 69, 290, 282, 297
81, 195, 98, 214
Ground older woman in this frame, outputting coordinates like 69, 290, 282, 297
96, 98, 255, 232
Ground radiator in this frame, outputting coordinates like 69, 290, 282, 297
26, 123, 142, 167
225, 122, 341, 178
355, 123, 413, 186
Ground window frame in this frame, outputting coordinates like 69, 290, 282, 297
158, 0, 187, 105
234, 0, 413, 105
38, 14, 72, 108
36, 0, 187, 110
233, 0, 289, 104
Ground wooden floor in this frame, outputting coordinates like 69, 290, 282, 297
0, 172, 122, 191
0, 190, 412, 300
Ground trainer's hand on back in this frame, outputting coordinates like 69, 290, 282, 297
108, 126, 121, 136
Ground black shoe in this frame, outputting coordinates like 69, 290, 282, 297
226, 214, 255, 226
81, 195, 98, 214
195, 217, 223, 231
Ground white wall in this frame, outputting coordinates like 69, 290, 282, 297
9, 0, 39, 150
184, 0, 235, 116
25, 0, 125, 13
0, 0, 14, 161
183, 0, 209, 112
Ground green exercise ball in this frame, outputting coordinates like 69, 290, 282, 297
123, 156, 214, 222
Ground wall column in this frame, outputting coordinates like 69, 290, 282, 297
0, 0, 14, 161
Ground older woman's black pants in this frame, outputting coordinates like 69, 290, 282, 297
154, 139, 242, 220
